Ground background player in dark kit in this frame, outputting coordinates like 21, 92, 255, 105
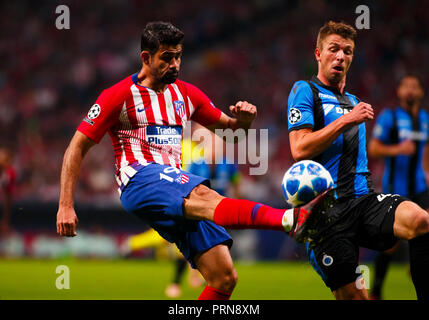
369, 74, 429, 299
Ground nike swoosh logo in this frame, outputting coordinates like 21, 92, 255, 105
137, 106, 150, 112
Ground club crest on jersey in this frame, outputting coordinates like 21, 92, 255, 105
174, 100, 186, 119
175, 173, 189, 184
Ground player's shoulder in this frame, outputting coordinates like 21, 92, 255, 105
290, 80, 312, 95
420, 107, 429, 118
174, 79, 201, 94
376, 107, 396, 122
98, 74, 134, 103
288, 80, 313, 107
105, 74, 134, 92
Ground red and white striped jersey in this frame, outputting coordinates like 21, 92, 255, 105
77, 73, 222, 188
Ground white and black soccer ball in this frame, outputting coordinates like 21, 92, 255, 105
282, 160, 334, 207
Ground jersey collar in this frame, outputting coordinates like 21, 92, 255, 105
311, 75, 345, 96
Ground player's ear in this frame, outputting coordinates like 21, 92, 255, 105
141, 51, 151, 65
315, 47, 321, 62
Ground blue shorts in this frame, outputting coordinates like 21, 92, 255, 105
120, 163, 232, 268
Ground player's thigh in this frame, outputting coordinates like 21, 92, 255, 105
194, 243, 237, 285
121, 163, 211, 221
357, 193, 406, 251
394, 200, 429, 240
306, 238, 361, 293
183, 184, 225, 221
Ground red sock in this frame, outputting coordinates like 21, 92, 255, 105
198, 285, 231, 300
213, 198, 285, 231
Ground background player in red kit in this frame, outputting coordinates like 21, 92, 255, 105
56, 21, 326, 300
0, 147, 16, 236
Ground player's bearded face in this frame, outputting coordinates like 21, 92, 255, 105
152, 44, 182, 84
318, 34, 354, 84
398, 77, 423, 106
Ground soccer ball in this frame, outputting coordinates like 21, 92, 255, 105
282, 160, 334, 207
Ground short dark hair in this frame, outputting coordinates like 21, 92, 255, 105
317, 21, 357, 49
141, 21, 184, 54
399, 73, 423, 88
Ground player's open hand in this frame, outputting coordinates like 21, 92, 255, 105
56, 207, 79, 237
229, 101, 257, 124
344, 102, 374, 126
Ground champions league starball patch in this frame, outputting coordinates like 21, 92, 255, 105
288, 108, 302, 124
84, 104, 101, 125
87, 104, 101, 119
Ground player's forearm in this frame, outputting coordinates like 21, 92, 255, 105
58, 145, 84, 209
207, 114, 252, 144
59, 132, 95, 209
368, 139, 400, 158
228, 118, 252, 132
291, 116, 351, 161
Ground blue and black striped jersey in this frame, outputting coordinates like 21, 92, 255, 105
287, 76, 373, 201
372, 106, 429, 197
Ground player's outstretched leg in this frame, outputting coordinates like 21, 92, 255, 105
194, 244, 237, 300
184, 184, 331, 243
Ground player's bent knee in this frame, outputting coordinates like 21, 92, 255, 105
183, 184, 224, 221
215, 268, 238, 292
191, 184, 221, 200
409, 212, 429, 240
204, 266, 238, 292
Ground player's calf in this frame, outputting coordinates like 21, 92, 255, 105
195, 244, 236, 300
333, 282, 369, 300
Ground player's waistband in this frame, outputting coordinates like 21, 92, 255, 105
116, 162, 150, 195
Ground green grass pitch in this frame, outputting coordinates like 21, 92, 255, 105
0, 258, 416, 300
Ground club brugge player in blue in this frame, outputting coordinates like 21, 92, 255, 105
287, 21, 429, 300
368, 74, 429, 299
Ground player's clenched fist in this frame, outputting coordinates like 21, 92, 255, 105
344, 102, 374, 126
229, 101, 257, 124
56, 207, 79, 237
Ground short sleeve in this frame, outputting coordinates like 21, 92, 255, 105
372, 109, 394, 143
287, 81, 315, 132
186, 83, 222, 127
77, 89, 123, 143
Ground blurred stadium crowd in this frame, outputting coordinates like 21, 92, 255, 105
1, 0, 428, 258
2, 0, 429, 204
